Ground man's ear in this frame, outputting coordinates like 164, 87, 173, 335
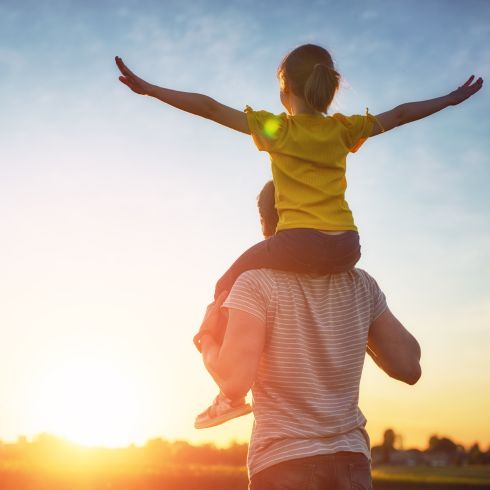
260, 216, 267, 238
260, 216, 274, 239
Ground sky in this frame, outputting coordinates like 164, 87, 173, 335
1, 0, 489, 450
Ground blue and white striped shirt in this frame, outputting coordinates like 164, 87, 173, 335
224, 268, 387, 477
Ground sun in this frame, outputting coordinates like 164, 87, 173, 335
34, 356, 144, 447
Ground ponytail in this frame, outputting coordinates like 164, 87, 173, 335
304, 63, 340, 113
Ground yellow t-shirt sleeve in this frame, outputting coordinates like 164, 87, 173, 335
332, 112, 376, 153
244, 106, 286, 152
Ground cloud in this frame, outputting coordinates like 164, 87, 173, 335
123, 7, 257, 86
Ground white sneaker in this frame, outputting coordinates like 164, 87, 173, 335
194, 393, 252, 429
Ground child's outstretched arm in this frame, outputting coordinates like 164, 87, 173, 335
115, 56, 250, 134
371, 75, 484, 136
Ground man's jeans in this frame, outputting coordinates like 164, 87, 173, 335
249, 452, 372, 490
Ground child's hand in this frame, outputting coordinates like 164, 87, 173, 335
448, 75, 484, 106
193, 291, 229, 352
115, 56, 153, 95
200, 291, 229, 334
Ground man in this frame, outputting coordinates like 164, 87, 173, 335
199, 181, 421, 489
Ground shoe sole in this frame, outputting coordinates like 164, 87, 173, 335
194, 404, 252, 429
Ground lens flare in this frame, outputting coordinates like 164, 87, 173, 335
263, 117, 281, 138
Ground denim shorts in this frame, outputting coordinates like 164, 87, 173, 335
215, 228, 360, 299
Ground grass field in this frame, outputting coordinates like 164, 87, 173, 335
373, 465, 490, 489
0, 465, 489, 490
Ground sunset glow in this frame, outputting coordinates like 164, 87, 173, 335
0, 0, 489, 452
34, 357, 143, 447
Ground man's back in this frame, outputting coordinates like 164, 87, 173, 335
224, 267, 387, 477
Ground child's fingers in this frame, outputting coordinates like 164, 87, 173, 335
119, 76, 140, 91
215, 290, 229, 309
201, 291, 228, 325
119, 76, 132, 88
115, 56, 134, 78
462, 75, 475, 87
466, 77, 483, 95
115, 56, 126, 74
472, 78, 484, 94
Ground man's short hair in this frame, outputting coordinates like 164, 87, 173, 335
257, 180, 279, 238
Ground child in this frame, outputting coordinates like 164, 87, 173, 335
115, 44, 483, 428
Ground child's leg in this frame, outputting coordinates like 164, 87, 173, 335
315, 230, 361, 273
214, 229, 361, 299
193, 305, 252, 429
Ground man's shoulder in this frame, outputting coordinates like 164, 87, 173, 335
351, 267, 376, 283
234, 269, 275, 290
240, 267, 375, 281
235, 268, 379, 292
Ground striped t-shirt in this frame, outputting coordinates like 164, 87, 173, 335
223, 268, 387, 477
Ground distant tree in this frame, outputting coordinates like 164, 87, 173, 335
455, 444, 466, 466
427, 435, 463, 465
428, 435, 457, 453
429, 435, 439, 451
383, 429, 396, 450
144, 437, 171, 465
382, 429, 396, 464
483, 449, 490, 465
171, 440, 193, 464
468, 442, 482, 465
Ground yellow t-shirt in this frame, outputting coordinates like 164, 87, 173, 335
245, 107, 375, 232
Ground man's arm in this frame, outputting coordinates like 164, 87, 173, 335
371, 75, 483, 135
367, 307, 421, 385
115, 57, 250, 134
200, 305, 266, 400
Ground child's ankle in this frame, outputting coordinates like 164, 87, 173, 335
219, 392, 246, 406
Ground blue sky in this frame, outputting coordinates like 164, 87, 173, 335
1, 0, 489, 448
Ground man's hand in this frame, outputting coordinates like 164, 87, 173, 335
115, 56, 153, 95
448, 75, 484, 106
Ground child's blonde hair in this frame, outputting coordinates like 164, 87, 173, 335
278, 44, 340, 113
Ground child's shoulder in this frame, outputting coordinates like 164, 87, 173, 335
245, 105, 287, 119
330, 113, 365, 127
